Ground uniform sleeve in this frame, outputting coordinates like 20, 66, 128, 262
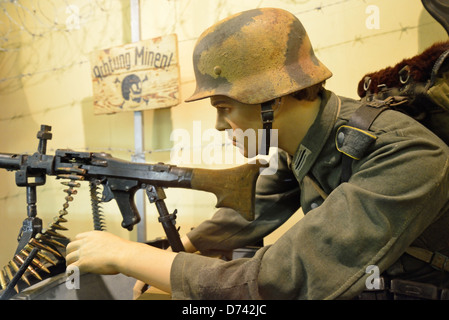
186, 151, 301, 253
171, 117, 449, 300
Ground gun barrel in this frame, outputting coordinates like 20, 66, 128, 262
0, 153, 23, 170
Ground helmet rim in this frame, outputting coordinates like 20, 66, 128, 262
185, 8, 332, 105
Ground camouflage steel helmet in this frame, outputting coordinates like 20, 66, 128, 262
185, 8, 332, 105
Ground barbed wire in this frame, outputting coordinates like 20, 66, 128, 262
0, 0, 125, 94
292, 0, 352, 15
0, 0, 376, 87
0, 0, 114, 50
314, 21, 436, 53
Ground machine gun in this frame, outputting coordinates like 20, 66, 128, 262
0, 125, 262, 298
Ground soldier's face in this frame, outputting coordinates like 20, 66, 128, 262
210, 95, 264, 158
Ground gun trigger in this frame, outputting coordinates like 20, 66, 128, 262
102, 184, 114, 202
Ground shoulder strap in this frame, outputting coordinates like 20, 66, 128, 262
340, 101, 389, 183
406, 246, 449, 272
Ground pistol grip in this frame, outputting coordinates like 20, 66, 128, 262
114, 191, 141, 230
106, 179, 141, 231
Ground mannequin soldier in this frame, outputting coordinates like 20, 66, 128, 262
66, 8, 449, 300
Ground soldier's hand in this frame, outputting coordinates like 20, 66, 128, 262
66, 230, 130, 275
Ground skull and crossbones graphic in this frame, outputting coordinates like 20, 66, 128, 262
117, 74, 149, 108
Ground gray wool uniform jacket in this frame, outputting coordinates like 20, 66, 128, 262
170, 90, 449, 300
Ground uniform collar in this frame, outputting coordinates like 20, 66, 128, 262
291, 90, 341, 183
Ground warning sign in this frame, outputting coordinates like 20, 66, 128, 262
90, 34, 180, 115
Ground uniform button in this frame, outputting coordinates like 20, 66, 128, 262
337, 131, 345, 145
311, 202, 319, 209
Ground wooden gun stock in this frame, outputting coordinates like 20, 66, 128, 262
190, 163, 262, 221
